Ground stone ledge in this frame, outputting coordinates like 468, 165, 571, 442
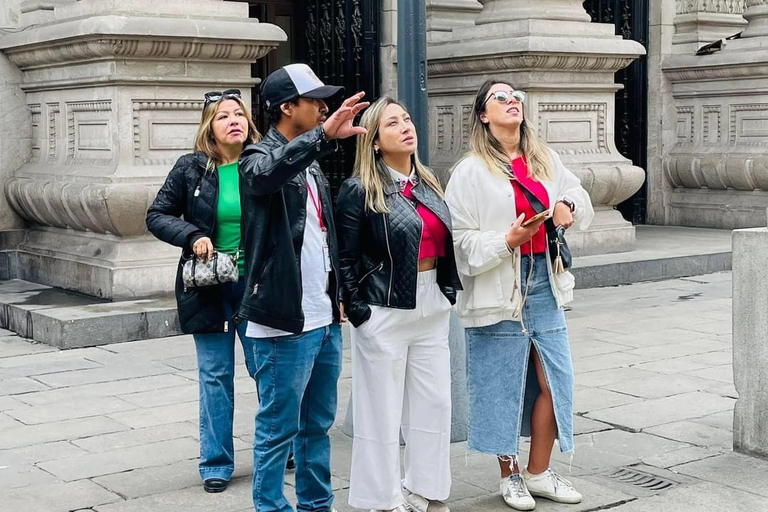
0, 279, 180, 348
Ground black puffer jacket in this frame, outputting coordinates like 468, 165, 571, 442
335, 173, 462, 327
236, 126, 342, 334
146, 152, 228, 334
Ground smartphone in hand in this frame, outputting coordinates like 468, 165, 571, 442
522, 209, 550, 227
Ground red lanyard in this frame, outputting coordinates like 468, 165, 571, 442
306, 180, 325, 231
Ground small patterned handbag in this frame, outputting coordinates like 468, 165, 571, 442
181, 251, 238, 290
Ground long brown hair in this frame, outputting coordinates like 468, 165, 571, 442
353, 97, 443, 213
467, 79, 552, 180
193, 96, 261, 172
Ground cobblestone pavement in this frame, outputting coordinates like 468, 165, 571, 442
1, 271, 767, 512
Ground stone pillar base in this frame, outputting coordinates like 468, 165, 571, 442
12, 227, 178, 300
732, 224, 768, 458
569, 208, 636, 257
668, 189, 768, 230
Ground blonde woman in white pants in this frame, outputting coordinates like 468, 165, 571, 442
335, 97, 463, 512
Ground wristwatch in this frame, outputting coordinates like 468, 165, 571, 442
559, 197, 576, 213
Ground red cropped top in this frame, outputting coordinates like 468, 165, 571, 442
391, 169, 449, 260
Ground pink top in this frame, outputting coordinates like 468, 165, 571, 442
401, 181, 448, 259
510, 156, 549, 255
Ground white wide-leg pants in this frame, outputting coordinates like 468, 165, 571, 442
348, 269, 453, 511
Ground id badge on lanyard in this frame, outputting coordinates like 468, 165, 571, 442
308, 176, 332, 273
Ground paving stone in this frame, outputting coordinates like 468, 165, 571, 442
93, 458, 201, 499
621, 340, 728, 363
573, 352, 648, 373
0, 411, 23, 428
0, 336, 57, 358
589, 327, 708, 349
673, 452, 768, 498
15, 374, 194, 405
34, 361, 177, 388
120, 385, 199, 408
0, 357, 103, 380
0, 440, 89, 466
645, 420, 733, 450
684, 364, 734, 384
6, 396, 136, 425
38, 437, 200, 481
108, 401, 199, 429
684, 350, 733, 366
0, 416, 128, 450
160, 355, 198, 372
600, 374, 723, 399
103, 334, 194, 355
0, 376, 50, 396
576, 367, 661, 388
602, 480, 768, 511
641, 445, 723, 469
0, 347, 102, 369
574, 388, 642, 413
573, 415, 614, 435
586, 392, 735, 430
570, 340, 634, 359
631, 358, 712, 375
94, 476, 253, 512
0, 480, 121, 512
696, 410, 734, 431
72, 422, 198, 453
0, 395, 22, 411
563, 430, 691, 471
0, 463, 60, 489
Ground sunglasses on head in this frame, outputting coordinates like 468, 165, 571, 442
481, 89, 526, 110
203, 89, 242, 107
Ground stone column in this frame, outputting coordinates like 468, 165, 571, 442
0, 0, 284, 300
427, 0, 482, 41
673, 0, 747, 54
427, 0, 646, 256
661, 0, 768, 229
732, 210, 768, 459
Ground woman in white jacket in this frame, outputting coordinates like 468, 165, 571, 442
444, 80, 594, 511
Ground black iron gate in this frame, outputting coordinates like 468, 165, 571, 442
249, 0, 380, 198
584, 0, 649, 224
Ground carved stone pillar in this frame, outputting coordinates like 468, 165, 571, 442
427, 0, 646, 255
426, 0, 482, 41
662, 0, 768, 229
0, 0, 284, 300
673, 0, 747, 53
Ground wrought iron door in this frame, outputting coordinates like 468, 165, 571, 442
584, 0, 649, 224
297, 0, 380, 197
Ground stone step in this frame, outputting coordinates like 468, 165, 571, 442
0, 279, 179, 349
0, 226, 733, 348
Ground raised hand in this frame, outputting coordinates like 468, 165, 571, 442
322, 92, 370, 140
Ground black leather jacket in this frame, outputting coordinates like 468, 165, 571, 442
146, 152, 229, 334
335, 174, 462, 327
236, 126, 342, 333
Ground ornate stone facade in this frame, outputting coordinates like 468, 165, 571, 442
425, 0, 645, 256
660, 0, 768, 229
0, 0, 284, 299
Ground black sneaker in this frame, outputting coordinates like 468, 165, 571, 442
203, 478, 228, 493
286, 452, 295, 471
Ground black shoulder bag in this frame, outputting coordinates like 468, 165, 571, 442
513, 178, 572, 274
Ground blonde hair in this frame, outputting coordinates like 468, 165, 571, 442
353, 97, 444, 213
193, 95, 261, 172
467, 79, 552, 181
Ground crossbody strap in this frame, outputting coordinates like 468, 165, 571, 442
509, 166, 557, 233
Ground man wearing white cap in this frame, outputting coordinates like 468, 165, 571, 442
237, 64, 368, 512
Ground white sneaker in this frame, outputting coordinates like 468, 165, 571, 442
500, 474, 536, 511
369, 505, 412, 512
523, 468, 582, 504
404, 490, 450, 512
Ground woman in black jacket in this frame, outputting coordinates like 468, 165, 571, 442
336, 97, 462, 512
146, 90, 260, 494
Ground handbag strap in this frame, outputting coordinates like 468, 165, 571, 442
509, 166, 557, 233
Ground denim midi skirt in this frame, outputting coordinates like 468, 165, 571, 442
465, 254, 575, 456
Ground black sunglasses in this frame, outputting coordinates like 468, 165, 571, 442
203, 89, 242, 107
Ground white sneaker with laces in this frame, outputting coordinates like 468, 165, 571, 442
500, 474, 536, 511
523, 468, 582, 504
404, 490, 450, 512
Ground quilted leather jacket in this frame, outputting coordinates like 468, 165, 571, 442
235, 126, 343, 333
146, 151, 227, 334
335, 174, 462, 327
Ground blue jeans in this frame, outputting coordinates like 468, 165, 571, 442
193, 278, 257, 482
251, 324, 342, 512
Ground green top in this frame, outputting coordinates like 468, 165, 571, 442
214, 162, 245, 275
